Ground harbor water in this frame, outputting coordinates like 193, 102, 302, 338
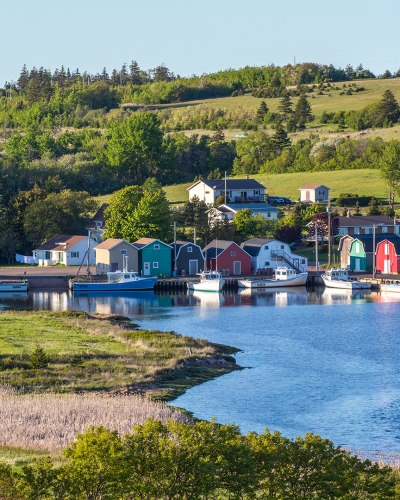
1, 287, 400, 452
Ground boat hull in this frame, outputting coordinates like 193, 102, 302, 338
321, 275, 371, 290
238, 274, 307, 289
72, 277, 157, 292
189, 280, 224, 292
380, 283, 400, 293
0, 281, 28, 292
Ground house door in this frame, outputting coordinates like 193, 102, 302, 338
306, 191, 310, 201
354, 258, 361, 272
384, 259, 391, 274
111, 262, 118, 272
233, 261, 241, 275
144, 262, 150, 276
189, 259, 198, 276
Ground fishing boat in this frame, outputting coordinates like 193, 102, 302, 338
187, 270, 225, 292
0, 279, 29, 292
238, 267, 307, 289
321, 268, 371, 290
380, 282, 400, 293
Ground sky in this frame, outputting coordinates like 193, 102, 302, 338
1, 0, 399, 86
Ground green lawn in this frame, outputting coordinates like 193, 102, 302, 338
0, 310, 239, 397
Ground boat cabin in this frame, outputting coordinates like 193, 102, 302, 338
325, 268, 349, 281
275, 267, 301, 280
107, 270, 141, 284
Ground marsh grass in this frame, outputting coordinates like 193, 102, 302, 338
0, 310, 240, 397
0, 386, 188, 456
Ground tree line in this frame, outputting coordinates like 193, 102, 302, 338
0, 418, 397, 499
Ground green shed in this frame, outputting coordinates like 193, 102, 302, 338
134, 238, 172, 277
349, 238, 368, 272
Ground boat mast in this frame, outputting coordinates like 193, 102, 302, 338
86, 229, 91, 277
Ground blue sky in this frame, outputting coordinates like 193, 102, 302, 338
1, 0, 399, 85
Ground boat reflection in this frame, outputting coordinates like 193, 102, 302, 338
190, 291, 225, 307
322, 287, 371, 304
237, 286, 308, 306
69, 291, 160, 315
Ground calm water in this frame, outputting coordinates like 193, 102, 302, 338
2, 287, 400, 452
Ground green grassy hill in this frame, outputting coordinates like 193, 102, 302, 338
96, 169, 389, 207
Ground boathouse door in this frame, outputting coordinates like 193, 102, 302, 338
189, 259, 198, 275
384, 259, 391, 274
354, 258, 361, 272
144, 262, 150, 275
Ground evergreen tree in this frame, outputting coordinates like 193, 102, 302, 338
129, 60, 142, 85
119, 63, 128, 85
30, 345, 48, 369
272, 123, 291, 153
256, 101, 269, 122
294, 94, 313, 122
353, 201, 362, 216
278, 93, 293, 121
379, 90, 400, 123
17, 64, 29, 92
366, 197, 381, 215
111, 69, 118, 85
101, 67, 109, 81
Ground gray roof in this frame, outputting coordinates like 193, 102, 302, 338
203, 239, 237, 258
349, 233, 400, 253
240, 238, 274, 257
188, 179, 265, 191
338, 215, 396, 227
224, 203, 278, 212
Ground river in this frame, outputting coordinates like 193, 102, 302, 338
1, 287, 400, 452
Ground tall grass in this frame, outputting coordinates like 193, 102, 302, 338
0, 386, 187, 452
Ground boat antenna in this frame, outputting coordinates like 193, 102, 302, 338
86, 229, 91, 278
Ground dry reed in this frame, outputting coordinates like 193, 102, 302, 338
0, 386, 188, 452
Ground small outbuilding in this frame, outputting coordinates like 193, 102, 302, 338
375, 238, 400, 274
203, 240, 251, 275
134, 238, 172, 277
299, 184, 330, 203
170, 241, 205, 276
94, 238, 139, 275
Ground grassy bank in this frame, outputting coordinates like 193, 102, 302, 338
0, 310, 240, 398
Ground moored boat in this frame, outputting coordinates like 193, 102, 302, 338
321, 268, 371, 290
380, 282, 400, 293
238, 266, 307, 289
188, 270, 224, 292
0, 279, 29, 292
71, 270, 157, 292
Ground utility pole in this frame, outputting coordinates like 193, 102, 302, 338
327, 198, 331, 266
224, 171, 227, 205
315, 220, 319, 272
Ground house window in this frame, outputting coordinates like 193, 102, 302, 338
365, 228, 373, 235
120, 249, 127, 255
45, 251, 51, 259
205, 191, 210, 194
301, 259, 305, 264
230, 250, 236, 257
154, 244, 160, 250
264, 245, 268, 250
281, 245, 284, 249
153, 262, 159, 269
267, 213, 271, 217
187, 247, 193, 252
382, 226, 388, 233
355, 243, 360, 253
71, 251, 79, 258
265, 261, 270, 266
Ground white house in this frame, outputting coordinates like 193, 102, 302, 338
209, 203, 279, 223
187, 178, 266, 205
240, 238, 308, 273
33, 234, 98, 266
299, 184, 330, 203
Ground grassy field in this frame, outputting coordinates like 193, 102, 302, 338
0, 310, 240, 398
96, 169, 389, 207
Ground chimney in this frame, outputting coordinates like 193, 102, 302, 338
246, 175, 249, 180
347, 210, 350, 217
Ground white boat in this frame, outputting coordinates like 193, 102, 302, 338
238, 267, 307, 289
188, 270, 224, 292
380, 282, 400, 293
0, 279, 29, 292
321, 268, 371, 290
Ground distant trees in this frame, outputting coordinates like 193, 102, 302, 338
379, 140, 400, 209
